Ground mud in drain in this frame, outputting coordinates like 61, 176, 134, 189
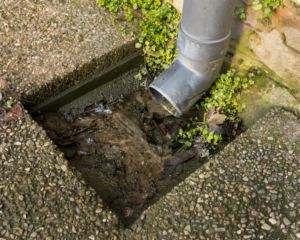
33, 68, 209, 226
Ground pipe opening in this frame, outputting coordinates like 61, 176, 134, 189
150, 87, 181, 118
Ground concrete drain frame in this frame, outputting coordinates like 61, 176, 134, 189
27, 51, 213, 226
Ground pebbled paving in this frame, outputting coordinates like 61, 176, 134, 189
1, 98, 300, 240
0, 0, 139, 107
125, 108, 300, 240
1, 0, 300, 239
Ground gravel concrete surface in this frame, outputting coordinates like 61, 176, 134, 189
1, 0, 300, 240
125, 108, 300, 240
0, 0, 139, 107
1, 106, 300, 239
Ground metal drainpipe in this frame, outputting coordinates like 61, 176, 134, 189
149, 0, 237, 117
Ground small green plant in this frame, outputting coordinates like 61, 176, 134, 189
201, 69, 255, 121
134, 70, 147, 80
206, 131, 223, 145
125, 11, 135, 21
235, 7, 246, 20
119, 24, 127, 35
177, 128, 196, 148
97, 0, 181, 73
177, 117, 223, 148
111, 15, 117, 22
6, 100, 13, 108
176, 69, 256, 148
139, 157, 145, 164
252, 0, 284, 17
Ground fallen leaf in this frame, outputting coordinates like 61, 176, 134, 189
93, 119, 105, 128
9, 103, 24, 120
205, 105, 215, 122
206, 114, 226, 125
156, 176, 176, 190
165, 38, 175, 51
72, 116, 95, 128
111, 182, 120, 188
164, 145, 202, 166
152, 163, 163, 178
205, 105, 226, 125
158, 123, 167, 136
133, 11, 143, 20
204, 105, 226, 135
42, 112, 71, 132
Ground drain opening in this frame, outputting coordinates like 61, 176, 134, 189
29, 66, 231, 226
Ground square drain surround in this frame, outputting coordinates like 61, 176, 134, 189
27, 53, 211, 226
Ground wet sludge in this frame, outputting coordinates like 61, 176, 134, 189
36, 88, 206, 226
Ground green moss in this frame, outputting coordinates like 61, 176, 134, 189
238, 70, 300, 128
227, 30, 298, 99
223, 28, 300, 128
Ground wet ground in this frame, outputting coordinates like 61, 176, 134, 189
35, 87, 209, 226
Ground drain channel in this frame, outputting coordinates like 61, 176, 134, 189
32, 64, 210, 226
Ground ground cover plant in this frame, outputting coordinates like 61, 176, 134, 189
236, 0, 299, 18
252, 0, 284, 17
176, 69, 256, 150
97, 0, 181, 73
97, 0, 258, 152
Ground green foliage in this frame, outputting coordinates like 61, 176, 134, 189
201, 69, 255, 121
6, 100, 13, 108
177, 127, 198, 148
206, 131, 223, 145
177, 121, 223, 148
119, 24, 127, 35
176, 110, 224, 148
281, 0, 299, 8
252, 0, 284, 17
134, 70, 147, 80
176, 69, 256, 149
97, 0, 181, 73
235, 7, 246, 20
111, 15, 117, 23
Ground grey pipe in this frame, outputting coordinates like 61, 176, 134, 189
149, 0, 237, 117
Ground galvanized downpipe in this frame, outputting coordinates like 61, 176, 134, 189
149, 0, 237, 117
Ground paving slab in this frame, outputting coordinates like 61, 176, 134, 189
126, 108, 300, 240
0, 0, 141, 108
1, 0, 300, 239
1, 100, 300, 240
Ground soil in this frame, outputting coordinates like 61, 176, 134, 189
35, 88, 207, 226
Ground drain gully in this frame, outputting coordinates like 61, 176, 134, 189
30, 51, 227, 227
